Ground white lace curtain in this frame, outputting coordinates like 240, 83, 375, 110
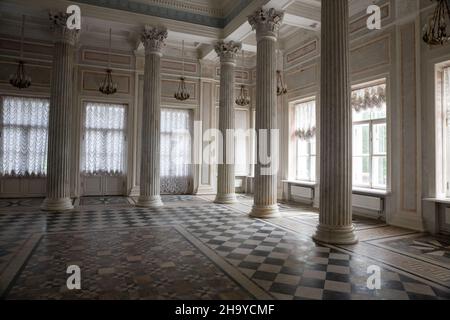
1, 96, 49, 177
82, 102, 126, 175
352, 83, 386, 112
235, 109, 249, 176
160, 108, 192, 194
445, 67, 450, 120
294, 100, 316, 140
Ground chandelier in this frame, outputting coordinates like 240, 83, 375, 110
99, 28, 118, 95
423, 0, 450, 46
175, 77, 190, 101
9, 15, 31, 89
351, 84, 386, 112
235, 50, 250, 106
236, 85, 250, 106
174, 40, 190, 101
276, 70, 288, 96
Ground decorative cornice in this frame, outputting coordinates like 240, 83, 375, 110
71, 0, 253, 28
248, 8, 284, 41
141, 26, 168, 55
49, 12, 80, 46
145, 0, 224, 17
214, 41, 241, 64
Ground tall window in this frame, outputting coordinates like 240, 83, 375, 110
1, 96, 49, 177
160, 108, 192, 194
352, 81, 387, 189
293, 99, 316, 182
444, 67, 450, 197
82, 102, 126, 175
235, 109, 249, 176
215, 107, 251, 177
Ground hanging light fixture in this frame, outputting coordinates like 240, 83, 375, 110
236, 85, 250, 107
174, 40, 190, 101
9, 15, 31, 89
235, 50, 250, 107
423, 0, 450, 46
99, 28, 118, 95
276, 70, 288, 96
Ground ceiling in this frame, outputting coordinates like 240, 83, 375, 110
0, 0, 378, 62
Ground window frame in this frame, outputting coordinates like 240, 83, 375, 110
443, 67, 450, 197
234, 107, 251, 177
81, 101, 128, 176
215, 105, 252, 177
351, 79, 389, 191
290, 96, 317, 183
0, 94, 50, 177
160, 107, 193, 178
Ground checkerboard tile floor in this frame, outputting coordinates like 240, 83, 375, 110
0, 196, 449, 300
187, 217, 450, 300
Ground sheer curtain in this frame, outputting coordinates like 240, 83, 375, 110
294, 100, 316, 181
160, 108, 192, 194
235, 109, 249, 176
1, 96, 49, 177
294, 100, 316, 140
82, 102, 126, 175
445, 67, 450, 119
445, 67, 450, 197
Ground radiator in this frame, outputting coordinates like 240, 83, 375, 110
291, 186, 314, 200
352, 194, 383, 212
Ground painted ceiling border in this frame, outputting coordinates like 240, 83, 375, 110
72, 0, 254, 28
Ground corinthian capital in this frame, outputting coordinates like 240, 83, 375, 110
49, 12, 80, 45
214, 41, 241, 64
248, 8, 284, 41
141, 26, 168, 55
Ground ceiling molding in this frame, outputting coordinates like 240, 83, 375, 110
71, 0, 255, 28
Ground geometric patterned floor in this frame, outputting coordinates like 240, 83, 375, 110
0, 195, 449, 300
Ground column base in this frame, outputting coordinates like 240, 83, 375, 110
214, 193, 238, 204
313, 224, 358, 245
41, 197, 74, 211
136, 195, 164, 208
249, 204, 280, 219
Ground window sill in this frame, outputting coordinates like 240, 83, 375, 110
282, 180, 317, 187
423, 197, 450, 205
352, 187, 389, 197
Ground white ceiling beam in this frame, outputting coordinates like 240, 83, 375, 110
200, 0, 320, 60
263, 0, 297, 10
283, 13, 320, 31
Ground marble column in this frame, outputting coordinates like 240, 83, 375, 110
41, 13, 79, 211
313, 0, 358, 245
248, 9, 283, 218
137, 26, 167, 207
214, 41, 241, 204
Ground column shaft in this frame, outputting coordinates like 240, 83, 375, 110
214, 41, 241, 204
41, 13, 78, 211
313, 0, 358, 244
137, 27, 167, 207
248, 8, 284, 218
